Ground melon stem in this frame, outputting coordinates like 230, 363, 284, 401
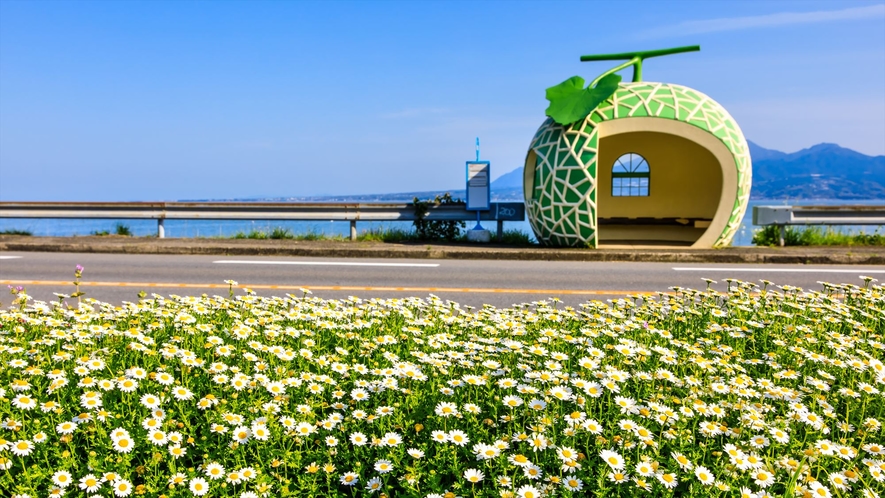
583, 45, 700, 84
590, 57, 642, 86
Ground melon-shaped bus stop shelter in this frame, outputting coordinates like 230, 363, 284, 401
524, 46, 752, 248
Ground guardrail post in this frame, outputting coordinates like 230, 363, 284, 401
778, 225, 785, 247
497, 220, 504, 242
158, 219, 165, 239
350, 220, 357, 241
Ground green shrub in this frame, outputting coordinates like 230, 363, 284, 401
853, 231, 885, 245
753, 225, 885, 246
90, 224, 132, 236
232, 230, 268, 240
114, 223, 132, 236
269, 227, 295, 240
752, 225, 800, 246
412, 193, 465, 242
0, 229, 32, 236
230, 230, 258, 239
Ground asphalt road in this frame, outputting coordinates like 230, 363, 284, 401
1, 251, 882, 308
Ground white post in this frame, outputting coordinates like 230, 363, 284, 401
778, 225, 785, 247
158, 219, 165, 238
350, 220, 357, 241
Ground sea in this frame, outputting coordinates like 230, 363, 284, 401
1, 199, 882, 247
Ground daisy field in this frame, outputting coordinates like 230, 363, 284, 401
0, 272, 883, 497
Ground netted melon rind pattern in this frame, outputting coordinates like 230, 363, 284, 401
526, 82, 752, 247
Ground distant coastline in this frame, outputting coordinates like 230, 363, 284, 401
181, 188, 884, 204
187, 140, 884, 204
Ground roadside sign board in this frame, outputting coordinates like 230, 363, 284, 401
466, 161, 490, 211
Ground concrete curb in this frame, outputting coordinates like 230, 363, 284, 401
1, 236, 883, 265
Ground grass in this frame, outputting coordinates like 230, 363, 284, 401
91, 223, 133, 237
0, 224, 536, 245
450, 229, 536, 245
0, 229, 32, 236
231, 228, 344, 241
355, 227, 420, 243
227, 226, 537, 245
497, 228, 534, 246
231, 227, 304, 240
752, 225, 885, 247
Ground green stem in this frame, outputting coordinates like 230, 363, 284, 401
589, 57, 640, 86
582, 45, 700, 83
580, 45, 700, 63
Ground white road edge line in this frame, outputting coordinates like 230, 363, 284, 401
213, 260, 440, 268
673, 267, 885, 274
0, 256, 22, 260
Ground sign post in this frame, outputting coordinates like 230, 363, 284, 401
466, 138, 491, 242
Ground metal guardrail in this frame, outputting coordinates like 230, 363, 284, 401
0, 201, 525, 241
753, 205, 885, 246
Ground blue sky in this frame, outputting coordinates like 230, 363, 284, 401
1, 0, 883, 201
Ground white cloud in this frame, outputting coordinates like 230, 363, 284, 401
641, 4, 885, 39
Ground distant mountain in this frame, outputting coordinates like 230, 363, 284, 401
749, 141, 885, 199
213, 186, 525, 204
213, 141, 883, 203
746, 141, 786, 162
491, 167, 523, 190
485, 141, 885, 200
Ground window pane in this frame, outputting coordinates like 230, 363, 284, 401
612, 153, 650, 173
612, 153, 650, 196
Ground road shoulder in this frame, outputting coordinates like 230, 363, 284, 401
0, 235, 882, 265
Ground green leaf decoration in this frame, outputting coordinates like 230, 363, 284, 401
545, 73, 623, 125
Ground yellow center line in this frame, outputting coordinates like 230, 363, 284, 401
0, 279, 652, 296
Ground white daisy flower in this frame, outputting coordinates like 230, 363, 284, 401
189, 477, 210, 496
10, 439, 34, 457
79, 474, 101, 493
204, 462, 225, 480
52, 470, 73, 488
113, 479, 133, 497
463, 468, 484, 483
